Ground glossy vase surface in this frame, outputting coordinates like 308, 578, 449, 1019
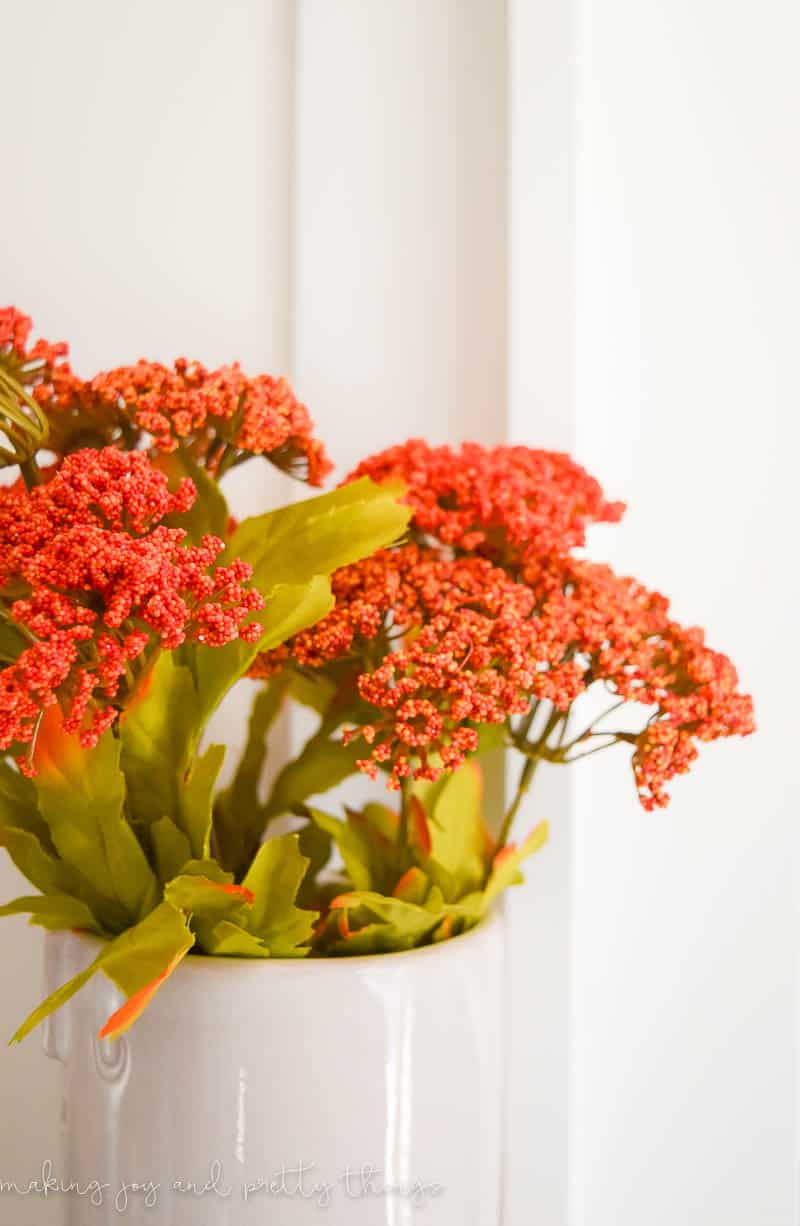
42, 907, 507, 1224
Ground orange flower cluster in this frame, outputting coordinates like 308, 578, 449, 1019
349, 438, 625, 563
0, 448, 263, 766
263, 446, 754, 808
257, 544, 540, 784
1, 306, 331, 484
524, 558, 755, 807
0, 306, 69, 383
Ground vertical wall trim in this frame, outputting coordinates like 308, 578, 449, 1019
506, 2, 576, 1223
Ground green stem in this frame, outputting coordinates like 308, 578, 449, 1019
19, 456, 43, 490
563, 732, 637, 762
214, 443, 240, 479
497, 753, 541, 851
398, 777, 411, 849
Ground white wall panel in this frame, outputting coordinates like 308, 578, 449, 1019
506, 2, 576, 1222
291, 0, 507, 476
571, 2, 799, 1223
0, 4, 294, 1221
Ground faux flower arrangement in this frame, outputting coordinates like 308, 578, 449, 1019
0, 307, 754, 1043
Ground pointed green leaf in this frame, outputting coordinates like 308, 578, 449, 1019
0, 761, 50, 842
343, 804, 402, 892
11, 901, 195, 1043
150, 818, 192, 884
423, 762, 488, 901
184, 478, 409, 731
97, 807, 159, 921
155, 449, 230, 542
288, 671, 337, 716
226, 477, 410, 589
164, 874, 253, 924
195, 919, 270, 958
214, 677, 290, 873
99, 901, 195, 997
0, 618, 27, 664
219, 679, 288, 820
358, 802, 399, 843
177, 858, 235, 885
241, 834, 317, 956
186, 576, 334, 728
120, 652, 198, 824
482, 821, 549, 910
0, 827, 81, 899
34, 726, 155, 926
392, 867, 430, 905
10, 957, 100, 1044
181, 744, 225, 859
296, 819, 333, 909
327, 891, 442, 953
302, 807, 373, 892
264, 727, 364, 821
0, 893, 100, 932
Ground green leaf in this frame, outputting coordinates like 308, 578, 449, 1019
295, 820, 333, 909
0, 618, 27, 664
154, 449, 230, 542
392, 866, 430, 905
181, 744, 225, 859
97, 807, 159, 922
0, 827, 81, 899
481, 821, 549, 910
241, 834, 317, 956
186, 576, 334, 730
220, 680, 287, 819
164, 873, 252, 924
0, 761, 49, 842
263, 727, 364, 821
121, 660, 225, 857
214, 678, 289, 873
11, 957, 100, 1044
34, 727, 156, 926
226, 477, 411, 590
0, 893, 100, 933
323, 802, 402, 896
302, 807, 373, 892
11, 900, 195, 1043
327, 890, 442, 953
195, 920, 270, 958
35, 718, 125, 820
288, 671, 337, 716
422, 762, 488, 901
474, 722, 507, 755
185, 478, 409, 738
118, 478, 407, 821
358, 802, 400, 844
120, 652, 198, 824
150, 818, 192, 884
177, 858, 235, 885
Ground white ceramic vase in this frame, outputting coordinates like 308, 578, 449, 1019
42, 908, 507, 1225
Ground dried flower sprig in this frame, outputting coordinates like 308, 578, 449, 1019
0, 305, 331, 484
349, 438, 625, 563
260, 443, 754, 830
40, 358, 330, 482
0, 448, 264, 766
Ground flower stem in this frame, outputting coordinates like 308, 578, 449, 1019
497, 752, 541, 851
19, 456, 43, 490
398, 777, 411, 847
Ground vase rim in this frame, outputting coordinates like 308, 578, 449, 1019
61, 903, 504, 975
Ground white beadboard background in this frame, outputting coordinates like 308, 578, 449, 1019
0, 3, 797, 1224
